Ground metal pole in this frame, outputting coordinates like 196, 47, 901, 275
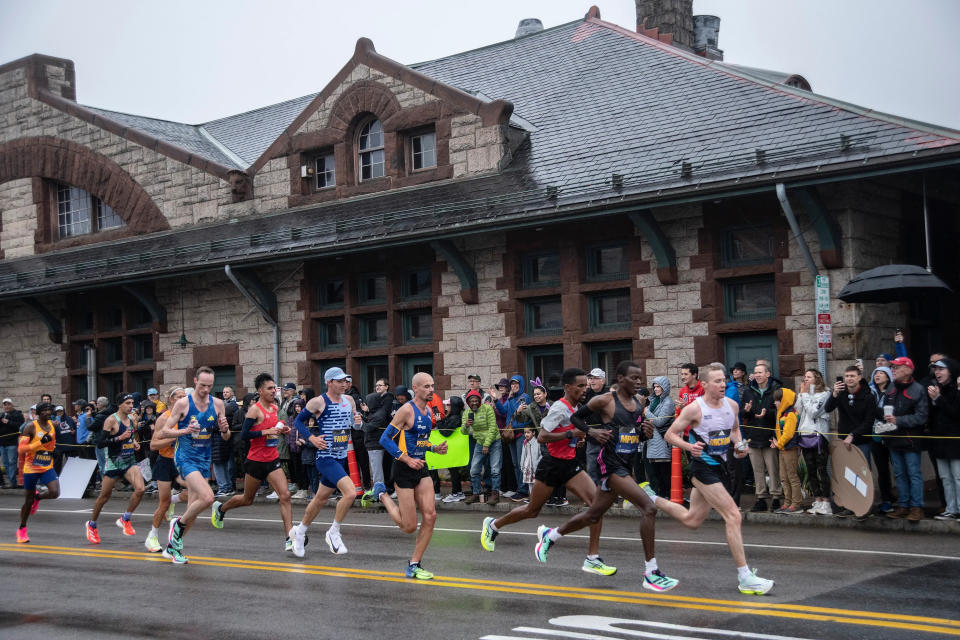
776, 183, 827, 377
923, 177, 933, 273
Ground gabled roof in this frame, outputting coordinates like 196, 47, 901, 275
31, 11, 960, 192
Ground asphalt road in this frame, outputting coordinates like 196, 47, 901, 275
2, 495, 959, 640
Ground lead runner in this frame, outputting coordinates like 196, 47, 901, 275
643, 362, 774, 595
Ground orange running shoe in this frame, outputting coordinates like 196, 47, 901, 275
16, 527, 29, 543
116, 518, 136, 536
85, 521, 101, 544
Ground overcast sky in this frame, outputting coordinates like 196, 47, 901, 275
2, 0, 958, 130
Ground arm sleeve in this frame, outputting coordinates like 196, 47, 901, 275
18, 434, 42, 454
95, 429, 116, 447
380, 425, 403, 459
241, 417, 262, 441
293, 408, 314, 440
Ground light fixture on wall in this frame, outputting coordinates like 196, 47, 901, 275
172, 288, 194, 349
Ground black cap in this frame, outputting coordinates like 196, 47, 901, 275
283, 382, 297, 391
732, 362, 747, 373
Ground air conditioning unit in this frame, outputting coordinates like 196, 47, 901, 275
301, 165, 315, 178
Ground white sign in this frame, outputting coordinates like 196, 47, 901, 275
57, 456, 99, 499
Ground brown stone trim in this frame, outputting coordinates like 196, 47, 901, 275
0, 54, 76, 101
32, 90, 234, 181
188, 343, 243, 395
0, 136, 170, 252
248, 37, 513, 175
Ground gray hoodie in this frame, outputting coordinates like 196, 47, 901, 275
644, 376, 675, 460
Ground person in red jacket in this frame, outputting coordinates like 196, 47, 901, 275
676, 363, 705, 417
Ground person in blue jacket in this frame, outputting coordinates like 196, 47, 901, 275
503, 375, 531, 499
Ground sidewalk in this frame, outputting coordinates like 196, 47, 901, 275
3, 486, 957, 534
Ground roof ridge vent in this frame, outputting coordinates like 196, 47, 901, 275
515, 18, 543, 38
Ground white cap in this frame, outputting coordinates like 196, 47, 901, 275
55, 405, 64, 411
588, 368, 606, 379
1, 398, 11, 404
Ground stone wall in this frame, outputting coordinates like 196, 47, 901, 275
0, 297, 64, 407
0, 178, 36, 259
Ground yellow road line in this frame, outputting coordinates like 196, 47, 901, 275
3, 544, 958, 636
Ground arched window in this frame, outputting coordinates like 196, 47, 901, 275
357, 118, 385, 181
56, 183, 125, 238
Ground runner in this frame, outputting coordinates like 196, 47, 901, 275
144, 386, 189, 553
85, 394, 146, 543
17, 402, 60, 543
480, 367, 616, 576
154, 366, 230, 564
647, 362, 775, 595
373, 371, 447, 579
212, 373, 293, 550
289, 367, 362, 558
532, 362, 677, 591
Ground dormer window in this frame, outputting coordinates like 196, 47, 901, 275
358, 118, 385, 181
56, 183, 124, 238
315, 151, 335, 190
410, 130, 436, 171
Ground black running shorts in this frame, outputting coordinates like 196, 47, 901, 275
690, 458, 730, 487
244, 458, 282, 482
534, 456, 583, 488
392, 460, 431, 489
154, 456, 177, 483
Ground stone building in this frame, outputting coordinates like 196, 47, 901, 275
1, 3, 958, 406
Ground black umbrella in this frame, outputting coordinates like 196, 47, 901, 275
838, 264, 953, 303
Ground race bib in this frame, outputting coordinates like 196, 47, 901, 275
706, 430, 731, 457
33, 451, 53, 467
615, 429, 640, 455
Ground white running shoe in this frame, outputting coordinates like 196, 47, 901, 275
265, 491, 279, 501
738, 568, 775, 595
290, 526, 306, 558
442, 492, 465, 503
144, 533, 162, 553
325, 528, 348, 555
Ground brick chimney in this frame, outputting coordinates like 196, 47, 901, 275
635, 0, 694, 49
692, 15, 723, 60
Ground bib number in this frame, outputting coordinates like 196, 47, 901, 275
706, 430, 731, 457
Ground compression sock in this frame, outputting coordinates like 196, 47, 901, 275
171, 493, 182, 504
547, 528, 562, 542
329, 520, 341, 534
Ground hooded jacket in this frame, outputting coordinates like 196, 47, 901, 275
796, 386, 831, 436
773, 388, 799, 450
462, 391, 499, 447
504, 375, 531, 432
644, 376, 675, 460
435, 396, 464, 437
739, 378, 782, 446
929, 358, 960, 459
362, 389, 395, 451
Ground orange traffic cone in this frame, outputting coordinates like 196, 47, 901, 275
670, 446, 684, 504
346, 438, 363, 496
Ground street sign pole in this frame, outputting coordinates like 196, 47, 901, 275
815, 275, 831, 377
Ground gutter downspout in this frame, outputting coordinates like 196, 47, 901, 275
776, 183, 826, 377
224, 265, 279, 383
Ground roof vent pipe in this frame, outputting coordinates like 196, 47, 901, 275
515, 18, 543, 38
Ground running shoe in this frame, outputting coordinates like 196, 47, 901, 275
167, 517, 183, 552
555, 498, 569, 507
643, 569, 679, 592
325, 528, 348, 554
145, 533, 162, 553
30, 491, 39, 515
405, 563, 434, 580
265, 491, 279, 501
371, 481, 387, 503
535, 525, 554, 563
16, 527, 29, 543
165, 502, 176, 522
284, 537, 293, 552
480, 516, 498, 552
738, 568, 774, 595
211, 501, 224, 529
162, 545, 188, 564
289, 526, 306, 558
116, 518, 136, 536
360, 489, 376, 509
85, 521, 100, 544
639, 481, 659, 502
582, 557, 617, 576
442, 492, 465, 503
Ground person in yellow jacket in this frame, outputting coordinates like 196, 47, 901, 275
770, 388, 802, 514
17, 402, 61, 543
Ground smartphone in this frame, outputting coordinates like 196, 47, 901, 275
468, 412, 475, 420
836, 376, 843, 383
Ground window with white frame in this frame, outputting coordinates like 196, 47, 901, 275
315, 152, 335, 189
358, 119, 385, 181
57, 183, 125, 238
410, 131, 436, 171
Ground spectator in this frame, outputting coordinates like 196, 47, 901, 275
920, 350, 949, 513
771, 388, 802, 514
147, 388, 164, 414
89, 396, 112, 478
796, 369, 832, 515
503, 376, 531, 500
676, 363, 705, 416
868, 365, 897, 513
519, 426, 541, 498
643, 376, 675, 498
928, 358, 960, 521
881, 357, 928, 521
462, 374, 482, 401
464, 390, 500, 504
824, 365, 875, 517
135, 402, 157, 463
362, 380, 394, 498
1, 399, 25, 487
39, 393, 53, 405
740, 363, 782, 512
211, 386, 240, 498
75, 401, 94, 463
343, 376, 371, 491
582, 368, 608, 504
432, 396, 466, 499
726, 363, 747, 403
